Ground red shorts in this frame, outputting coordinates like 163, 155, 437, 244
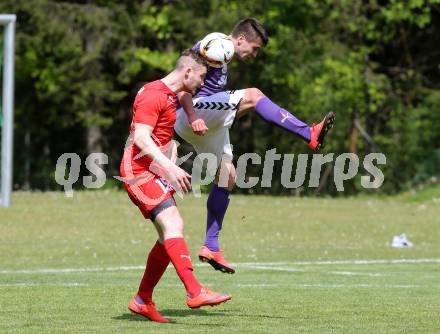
123, 172, 176, 220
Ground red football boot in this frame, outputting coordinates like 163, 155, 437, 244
186, 287, 232, 309
128, 296, 169, 323
309, 112, 335, 151
198, 246, 235, 274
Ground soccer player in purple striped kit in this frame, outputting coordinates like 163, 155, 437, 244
175, 18, 335, 274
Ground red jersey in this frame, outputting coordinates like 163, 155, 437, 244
120, 80, 177, 178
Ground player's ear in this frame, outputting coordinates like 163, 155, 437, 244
238, 34, 246, 44
185, 66, 192, 79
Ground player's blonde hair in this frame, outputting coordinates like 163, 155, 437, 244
176, 49, 208, 70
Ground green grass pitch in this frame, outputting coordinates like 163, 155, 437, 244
1, 190, 439, 333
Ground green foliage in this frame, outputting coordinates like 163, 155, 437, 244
134, 48, 178, 72
1, 0, 439, 193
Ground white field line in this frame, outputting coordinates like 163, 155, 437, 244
0, 282, 426, 289
241, 265, 305, 273
1, 258, 439, 275
0, 266, 144, 275
243, 265, 387, 277
291, 284, 421, 289
0, 282, 88, 287
328, 271, 385, 277
237, 258, 440, 266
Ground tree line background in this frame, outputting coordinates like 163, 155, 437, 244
0, 0, 439, 195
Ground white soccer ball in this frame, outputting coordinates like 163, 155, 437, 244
199, 32, 235, 68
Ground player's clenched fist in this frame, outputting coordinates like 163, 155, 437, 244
191, 118, 209, 136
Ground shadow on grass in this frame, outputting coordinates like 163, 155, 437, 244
161, 308, 289, 320
160, 308, 232, 317
112, 311, 230, 325
113, 307, 288, 324
113, 309, 214, 321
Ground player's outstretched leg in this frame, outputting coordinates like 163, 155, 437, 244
238, 89, 335, 150
255, 96, 335, 150
255, 96, 311, 142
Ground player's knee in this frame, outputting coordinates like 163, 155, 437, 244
244, 88, 264, 108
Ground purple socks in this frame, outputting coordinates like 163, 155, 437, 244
255, 96, 311, 142
204, 184, 230, 252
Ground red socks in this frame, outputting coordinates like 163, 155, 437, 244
164, 238, 202, 297
136, 238, 202, 302
137, 240, 170, 302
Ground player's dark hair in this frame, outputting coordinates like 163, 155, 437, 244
177, 49, 208, 70
231, 17, 268, 46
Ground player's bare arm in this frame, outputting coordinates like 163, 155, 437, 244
178, 91, 209, 136
133, 123, 191, 193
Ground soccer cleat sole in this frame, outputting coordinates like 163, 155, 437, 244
198, 255, 235, 274
316, 112, 335, 150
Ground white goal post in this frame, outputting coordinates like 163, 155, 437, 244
0, 14, 16, 208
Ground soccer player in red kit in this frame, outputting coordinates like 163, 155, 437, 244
120, 50, 231, 323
